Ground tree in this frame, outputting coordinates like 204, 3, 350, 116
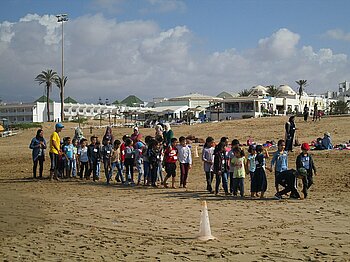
238, 89, 252, 97
295, 80, 308, 99
55, 75, 68, 122
35, 69, 58, 122
330, 101, 350, 115
266, 85, 281, 97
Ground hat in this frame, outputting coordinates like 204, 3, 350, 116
297, 168, 308, 177
134, 127, 139, 131
55, 123, 64, 129
301, 143, 310, 151
324, 132, 330, 137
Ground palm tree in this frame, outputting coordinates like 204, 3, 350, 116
330, 101, 350, 115
35, 69, 58, 122
238, 89, 252, 97
295, 80, 308, 99
266, 85, 281, 97
55, 75, 68, 122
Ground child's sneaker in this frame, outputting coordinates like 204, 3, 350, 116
274, 194, 282, 200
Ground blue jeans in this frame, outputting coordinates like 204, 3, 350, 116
109, 162, 124, 183
215, 172, 228, 194
136, 159, 144, 183
71, 159, 77, 177
157, 162, 163, 183
144, 161, 150, 184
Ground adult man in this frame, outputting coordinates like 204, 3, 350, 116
312, 103, 318, 121
274, 168, 308, 200
49, 123, 64, 180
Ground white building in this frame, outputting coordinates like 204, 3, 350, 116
0, 101, 124, 124
208, 84, 335, 121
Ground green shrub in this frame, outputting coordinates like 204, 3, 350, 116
12, 122, 43, 129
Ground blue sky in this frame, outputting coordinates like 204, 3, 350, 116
0, 0, 350, 102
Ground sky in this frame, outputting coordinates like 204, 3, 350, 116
0, 0, 350, 103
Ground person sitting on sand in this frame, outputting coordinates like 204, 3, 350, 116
321, 132, 333, 150
274, 168, 308, 200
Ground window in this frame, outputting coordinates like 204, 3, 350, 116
79, 109, 84, 113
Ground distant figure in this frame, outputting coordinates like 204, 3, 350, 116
312, 103, 318, 121
285, 116, 296, 152
130, 127, 140, 144
29, 129, 47, 179
163, 123, 174, 148
321, 132, 333, 149
102, 126, 114, 145
73, 127, 84, 142
155, 124, 163, 136
303, 104, 309, 122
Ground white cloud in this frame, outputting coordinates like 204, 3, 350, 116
0, 15, 349, 103
325, 29, 350, 42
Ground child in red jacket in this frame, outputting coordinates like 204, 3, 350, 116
163, 138, 178, 188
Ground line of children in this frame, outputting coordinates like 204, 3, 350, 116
201, 136, 317, 199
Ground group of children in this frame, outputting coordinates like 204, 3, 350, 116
55, 127, 193, 189
202, 136, 317, 199
42, 124, 317, 199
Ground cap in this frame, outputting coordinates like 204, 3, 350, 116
324, 132, 330, 137
301, 143, 310, 151
55, 123, 64, 129
134, 127, 139, 131
297, 168, 308, 177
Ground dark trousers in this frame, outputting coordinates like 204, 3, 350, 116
124, 158, 134, 182
79, 161, 89, 179
205, 171, 214, 192
150, 165, 158, 186
33, 156, 44, 178
90, 161, 99, 180
180, 163, 190, 187
233, 178, 244, 197
103, 159, 111, 181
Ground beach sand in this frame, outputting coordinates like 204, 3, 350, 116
0, 116, 349, 261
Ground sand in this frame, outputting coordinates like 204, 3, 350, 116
0, 116, 349, 261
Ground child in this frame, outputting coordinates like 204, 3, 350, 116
163, 138, 178, 188
102, 138, 113, 184
142, 136, 152, 186
72, 138, 79, 178
134, 141, 145, 185
274, 168, 308, 200
78, 138, 89, 179
96, 138, 102, 180
268, 139, 288, 193
231, 147, 246, 197
63, 137, 74, 178
155, 135, 165, 185
110, 139, 124, 184
87, 136, 101, 181
247, 145, 257, 197
213, 142, 229, 196
228, 139, 240, 194
253, 145, 269, 198
177, 136, 192, 188
148, 138, 161, 187
296, 143, 317, 198
202, 136, 215, 193
124, 138, 135, 184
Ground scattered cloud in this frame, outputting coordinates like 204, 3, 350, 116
0, 14, 349, 103
325, 29, 350, 42
141, 0, 187, 14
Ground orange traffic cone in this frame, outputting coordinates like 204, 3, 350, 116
197, 201, 216, 241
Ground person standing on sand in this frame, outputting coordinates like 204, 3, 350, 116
29, 129, 47, 179
202, 137, 215, 193
296, 143, 317, 198
268, 139, 288, 194
163, 123, 174, 148
303, 104, 309, 122
285, 115, 296, 152
312, 103, 318, 121
49, 123, 64, 180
